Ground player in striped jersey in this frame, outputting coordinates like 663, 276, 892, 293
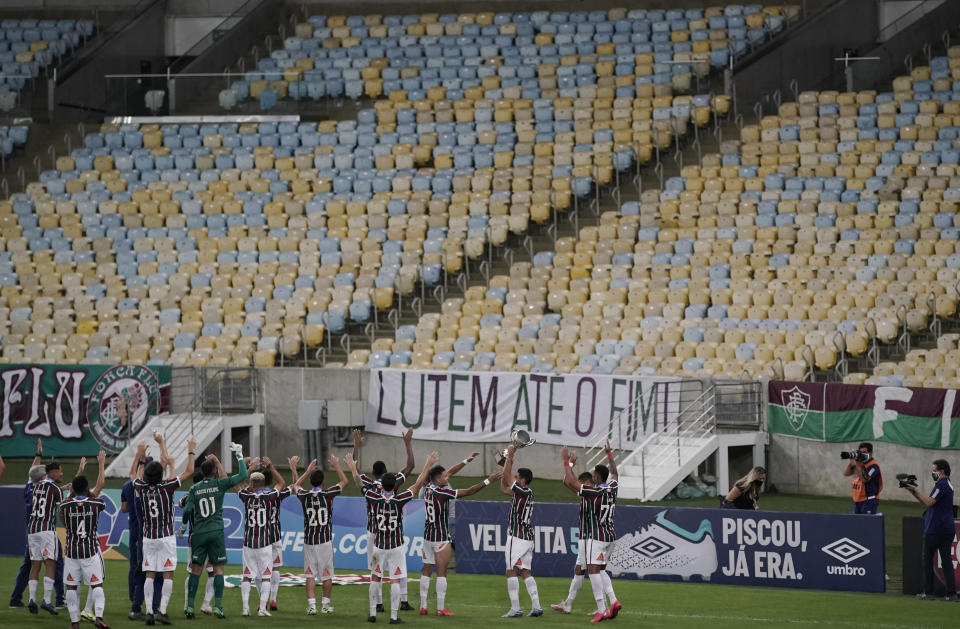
256, 458, 289, 612
131, 433, 196, 626
559, 442, 621, 623
60, 451, 107, 629
178, 472, 215, 616
499, 444, 542, 618
289, 454, 348, 615
351, 428, 416, 612
550, 469, 593, 616
26, 455, 70, 615
238, 469, 286, 617
419, 459, 501, 617
347, 450, 438, 624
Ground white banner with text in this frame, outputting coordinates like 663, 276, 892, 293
364, 369, 681, 447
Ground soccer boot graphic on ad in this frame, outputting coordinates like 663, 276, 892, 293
607, 510, 718, 582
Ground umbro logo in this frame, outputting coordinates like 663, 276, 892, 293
821, 538, 870, 564
630, 536, 675, 559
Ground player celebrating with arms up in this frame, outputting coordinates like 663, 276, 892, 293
60, 451, 108, 629
500, 444, 542, 618
237, 463, 285, 618
289, 455, 348, 615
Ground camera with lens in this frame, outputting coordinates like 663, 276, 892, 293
896, 473, 918, 488
841, 450, 870, 463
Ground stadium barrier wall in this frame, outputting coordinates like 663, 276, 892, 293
453, 500, 886, 593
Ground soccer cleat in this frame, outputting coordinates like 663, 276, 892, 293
269, 600, 278, 611
501, 610, 524, 618
607, 510, 718, 582
591, 611, 606, 623
320, 605, 334, 614
419, 608, 428, 615
376, 604, 385, 613
95, 618, 111, 629
145, 614, 155, 626
129, 612, 145, 621
916, 593, 936, 601
155, 613, 171, 625
200, 605, 213, 615
83, 610, 98, 623
436, 609, 455, 617
550, 601, 571, 614
40, 600, 59, 615
9, 600, 24, 608
398, 601, 414, 611
212, 607, 225, 619
258, 609, 271, 617
528, 609, 543, 617
28, 600, 38, 614
942, 595, 960, 602
241, 609, 250, 617
607, 601, 621, 619
388, 619, 404, 625
367, 615, 376, 623
306, 607, 317, 616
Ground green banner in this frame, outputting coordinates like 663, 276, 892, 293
0, 364, 171, 457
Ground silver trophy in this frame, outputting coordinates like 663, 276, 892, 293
496, 429, 537, 466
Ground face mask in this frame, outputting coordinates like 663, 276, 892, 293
932, 472, 940, 482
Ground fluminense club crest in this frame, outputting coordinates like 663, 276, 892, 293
780, 385, 811, 432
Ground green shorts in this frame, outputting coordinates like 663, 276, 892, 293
190, 530, 227, 566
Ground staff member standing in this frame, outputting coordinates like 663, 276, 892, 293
904, 459, 957, 601
842, 442, 882, 514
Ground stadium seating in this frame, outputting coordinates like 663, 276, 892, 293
0, 19, 95, 103
221, 6, 798, 110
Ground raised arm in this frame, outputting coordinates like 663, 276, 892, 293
330, 454, 349, 489
352, 428, 363, 467
408, 451, 441, 496
500, 444, 515, 495
178, 436, 197, 483
442, 451, 479, 483
225, 442, 248, 486
400, 428, 415, 476
153, 432, 175, 479
455, 470, 502, 497
344, 452, 363, 489
63, 456, 88, 492
128, 440, 147, 482
560, 446, 580, 493
294, 459, 317, 488
31, 438, 43, 468
92, 451, 106, 496
604, 440, 618, 480
288, 456, 300, 487
205, 453, 227, 479
263, 457, 285, 491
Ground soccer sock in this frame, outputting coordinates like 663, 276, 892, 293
84, 586, 94, 612
419, 576, 430, 610
144, 579, 154, 613
213, 574, 224, 608
600, 571, 617, 604
93, 587, 105, 618
436, 577, 448, 611
390, 582, 400, 620
28, 579, 37, 602
159, 579, 173, 614
368, 581, 378, 616
568, 574, 584, 603
203, 575, 214, 606
400, 577, 408, 602
524, 576, 540, 610
375, 577, 382, 605
307, 597, 316, 610
186, 573, 199, 608
588, 574, 606, 612
270, 570, 280, 601
183, 575, 190, 610
256, 576, 269, 612
43, 577, 55, 604
321, 596, 330, 606
66, 589, 79, 623
507, 576, 520, 611
241, 581, 251, 611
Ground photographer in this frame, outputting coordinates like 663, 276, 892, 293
722, 467, 766, 510
842, 442, 882, 514
903, 459, 956, 601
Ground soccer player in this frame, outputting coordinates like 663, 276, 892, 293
289, 455, 348, 615
559, 443, 621, 622
181, 443, 248, 619
347, 450, 438, 624
258, 457, 289, 611
419, 460, 501, 616
131, 433, 196, 625
60, 451, 108, 629
550, 469, 594, 616
238, 468, 285, 617
352, 428, 416, 612
123, 453, 163, 620
499, 444, 542, 618
26, 450, 74, 615
178, 472, 215, 615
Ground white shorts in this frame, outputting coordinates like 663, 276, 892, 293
304, 542, 334, 581
242, 546, 273, 581
505, 536, 534, 572
272, 540, 283, 567
65, 555, 105, 586
142, 536, 177, 572
366, 531, 376, 572
582, 539, 610, 566
28, 531, 58, 562
373, 546, 407, 581
422, 540, 451, 565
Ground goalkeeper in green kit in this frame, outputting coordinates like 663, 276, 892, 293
180, 442, 248, 619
